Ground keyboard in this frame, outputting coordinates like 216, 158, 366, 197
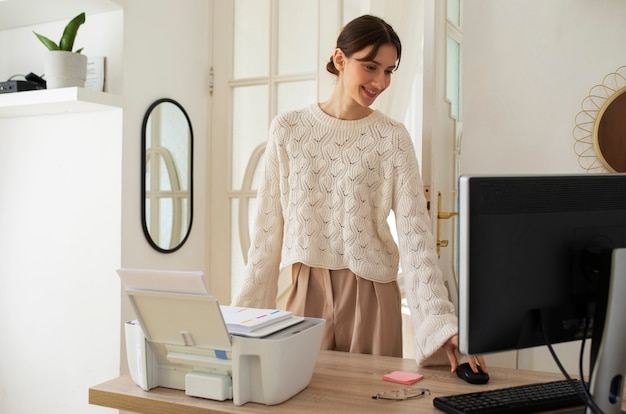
433, 379, 587, 414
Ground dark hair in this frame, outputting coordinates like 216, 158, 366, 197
326, 15, 402, 76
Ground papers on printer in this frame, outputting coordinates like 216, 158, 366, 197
220, 306, 293, 333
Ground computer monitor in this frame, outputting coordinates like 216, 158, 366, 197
458, 174, 626, 414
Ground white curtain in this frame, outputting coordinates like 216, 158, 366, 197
342, 0, 425, 155
369, 0, 424, 125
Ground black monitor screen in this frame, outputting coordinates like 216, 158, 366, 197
458, 174, 626, 356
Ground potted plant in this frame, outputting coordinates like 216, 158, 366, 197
33, 12, 87, 89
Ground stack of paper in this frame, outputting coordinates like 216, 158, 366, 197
220, 306, 293, 334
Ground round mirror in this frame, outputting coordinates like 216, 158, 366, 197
141, 98, 193, 253
594, 87, 626, 173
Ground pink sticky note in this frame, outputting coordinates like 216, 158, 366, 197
382, 371, 424, 385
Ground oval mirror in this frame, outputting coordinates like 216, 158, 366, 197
594, 87, 626, 173
141, 98, 193, 253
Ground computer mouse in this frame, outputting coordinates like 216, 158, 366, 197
456, 362, 489, 384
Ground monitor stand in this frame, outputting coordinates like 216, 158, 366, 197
587, 248, 626, 414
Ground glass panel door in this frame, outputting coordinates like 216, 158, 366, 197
210, 1, 340, 301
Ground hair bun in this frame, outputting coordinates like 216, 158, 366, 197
326, 58, 338, 76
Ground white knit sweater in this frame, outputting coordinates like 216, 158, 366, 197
232, 104, 458, 366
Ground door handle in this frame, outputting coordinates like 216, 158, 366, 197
438, 212, 458, 220
425, 186, 458, 257
437, 211, 458, 253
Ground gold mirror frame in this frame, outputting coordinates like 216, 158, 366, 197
593, 85, 626, 172
573, 66, 626, 173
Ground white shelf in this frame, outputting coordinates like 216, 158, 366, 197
0, 87, 122, 118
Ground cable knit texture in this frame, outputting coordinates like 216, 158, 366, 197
232, 104, 457, 366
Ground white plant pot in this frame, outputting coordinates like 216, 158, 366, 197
44, 50, 88, 89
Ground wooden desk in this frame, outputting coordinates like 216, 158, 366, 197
89, 350, 621, 414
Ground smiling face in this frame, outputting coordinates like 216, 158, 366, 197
334, 43, 398, 109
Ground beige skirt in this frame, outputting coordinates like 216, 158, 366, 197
286, 263, 402, 357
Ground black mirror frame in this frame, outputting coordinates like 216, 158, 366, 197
141, 98, 194, 253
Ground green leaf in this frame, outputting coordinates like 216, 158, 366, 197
33, 32, 60, 50
59, 12, 86, 52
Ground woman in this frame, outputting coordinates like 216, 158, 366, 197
232, 14, 486, 373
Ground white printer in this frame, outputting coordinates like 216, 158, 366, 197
117, 268, 325, 406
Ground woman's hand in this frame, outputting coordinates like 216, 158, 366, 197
443, 334, 488, 374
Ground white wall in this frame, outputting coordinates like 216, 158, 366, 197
0, 1, 213, 412
462, 0, 626, 175
118, 0, 210, 272
0, 11, 124, 414
461, 0, 626, 372
116, 0, 211, 383
0, 112, 122, 414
